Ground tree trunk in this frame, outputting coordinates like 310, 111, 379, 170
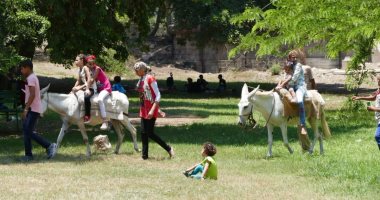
17, 39, 36, 60
149, 7, 164, 38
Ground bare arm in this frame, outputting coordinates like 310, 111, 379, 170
352, 95, 376, 101
368, 106, 380, 112
185, 163, 202, 172
279, 76, 292, 88
201, 162, 210, 179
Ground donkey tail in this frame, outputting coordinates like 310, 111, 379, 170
320, 106, 331, 138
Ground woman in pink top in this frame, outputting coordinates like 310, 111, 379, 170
86, 55, 112, 130
134, 62, 174, 160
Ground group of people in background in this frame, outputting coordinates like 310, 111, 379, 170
185, 74, 226, 93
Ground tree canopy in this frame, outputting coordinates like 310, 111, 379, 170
0, 0, 49, 74
230, 0, 380, 90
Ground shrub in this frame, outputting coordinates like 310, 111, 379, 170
270, 63, 281, 75
97, 48, 132, 76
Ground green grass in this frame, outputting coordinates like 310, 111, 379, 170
0, 91, 380, 199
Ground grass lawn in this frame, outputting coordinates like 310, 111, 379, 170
0, 89, 379, 199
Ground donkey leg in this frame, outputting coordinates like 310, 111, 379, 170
122, 117, 139, 152
319, 133, 324, 155
111, 120, 125, 154
280, 124, 293, 154
308, 118, 318, 155
266, 124, 274, 158
57, 118, 70, 151
77, 122, 91, 157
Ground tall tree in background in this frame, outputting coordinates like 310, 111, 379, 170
230, 0, 380, 92
0, 0, 49, 75
171, 0, 271, 72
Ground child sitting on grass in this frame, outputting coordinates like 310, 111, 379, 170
352, 75, 380, 150
183, 142, 218, 180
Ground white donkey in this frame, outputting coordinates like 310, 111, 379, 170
40, 85, 139, 156
238, 84, 331, 157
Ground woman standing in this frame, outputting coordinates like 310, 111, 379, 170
134, 62, 174, 160
71, 54, 97, 123
86, 55, 111, 130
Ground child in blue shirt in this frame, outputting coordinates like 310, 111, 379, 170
112, 76, 126, 94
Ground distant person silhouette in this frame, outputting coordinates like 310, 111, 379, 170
217, 74, 226, 92
166, 72, 174, 90
197, 75, 208, 92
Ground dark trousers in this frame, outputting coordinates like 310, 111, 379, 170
141, 118, 171, 159
84, 89, 94, 116
23, 110, 51, 157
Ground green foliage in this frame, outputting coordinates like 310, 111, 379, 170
269, 63, 281, 75
0, 0, 49, 74
97, 48, 132, 76
37, 0, 129, 65
230, 0, 380, 91
172, 0, 270, 47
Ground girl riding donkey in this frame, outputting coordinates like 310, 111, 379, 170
71, 54, 97, 125
86, 55, 112, 130
276, 49, 309, 136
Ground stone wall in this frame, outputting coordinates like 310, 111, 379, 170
173, 38, 343, 72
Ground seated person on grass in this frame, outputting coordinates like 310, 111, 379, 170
183, 142, 218, 180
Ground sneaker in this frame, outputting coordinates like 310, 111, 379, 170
100, 122, 108, 130
168, 147, 175, 158
183, 171, 190, 177
83, 116, 91, 124
21, 156, 34, 162
300, 127, 308, 135
47, 143, 57, 159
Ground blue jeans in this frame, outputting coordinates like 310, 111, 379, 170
190, 164, 204, 179
23, 110, 51, 157
375, 124, 380, 150
295, 86, 306, 126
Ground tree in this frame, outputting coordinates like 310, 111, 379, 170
230, 0, 380, 92
0, 0, 49, 75
172, 0, 271, 72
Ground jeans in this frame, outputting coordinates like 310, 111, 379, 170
190, 164, 204, 179
295, 86, 306, 126
141, 118, 171, 159
84, 88, 94, 117
375, 124, 380, 150
23, 110, 51, 157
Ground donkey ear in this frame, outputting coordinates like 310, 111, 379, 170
241, 83, 249, 97
41, 84, 50, 94
248, 85, 260, 99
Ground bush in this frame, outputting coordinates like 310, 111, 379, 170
270, 63, 281, 75
97, 48, 132, 76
